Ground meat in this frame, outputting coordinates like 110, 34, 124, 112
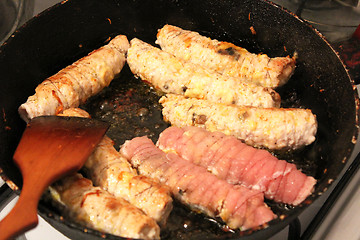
85, 137, 173, 225
58, 108, 173, 224
127, 38, 281, 108
157, 126, 317, 205
159, 94, 317, 150
18, 35, 130, 122
120, 136, 276, 230
57, 107, 91, 118
156, 24, 296, 88
51, 173, 160, 240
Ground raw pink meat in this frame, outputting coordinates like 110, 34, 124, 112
157, 126, 316, 205
120, 136, 275, 230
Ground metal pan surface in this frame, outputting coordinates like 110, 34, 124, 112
0, 0, 359, 239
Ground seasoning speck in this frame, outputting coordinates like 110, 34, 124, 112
137, 107, 149, 117
250, 26, 256, 35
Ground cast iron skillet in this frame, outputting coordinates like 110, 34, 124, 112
0, 0, 359, 239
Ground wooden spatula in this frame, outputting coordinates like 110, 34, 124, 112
0, 116, 110, 240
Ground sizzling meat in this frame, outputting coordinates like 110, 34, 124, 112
159, 94, 317, 150
18, 35, 130, 122
156, 24, 296, 88
157, 126, 317, 205
51, 173, 160, 240
58, 108, 173, 224
127, 38, 281, 108
120, 136, 276, 230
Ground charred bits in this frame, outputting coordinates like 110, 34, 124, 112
218, 47, 240, 60
192, 113, 207, 125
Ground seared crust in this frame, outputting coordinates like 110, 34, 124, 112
159, 94, 317, 150
18, 35, 130, 122
156, 24, 296, 88
127, 38, 281, 108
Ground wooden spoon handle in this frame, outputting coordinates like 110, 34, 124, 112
0, 181, 42, 240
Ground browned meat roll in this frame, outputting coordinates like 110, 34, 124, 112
127, 38, 281, 108
156, 24, 296, 88
51, 173, 160, 240
58, 108, 173, 224
19, 35, 130, 122
159, 94, 317, 150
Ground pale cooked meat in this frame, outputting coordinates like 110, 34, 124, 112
58, 107, 91, 118
120, 136, 276, 230
59, 108, 173, 224
18, 35, 130, 122
157, 126, 317, 205
72, 42, 126, 95
156, 24, 296, 88
51, 173, 160, 240
127, 38, 281, 108
159, 94, 317, 150
59, 65, 92, 101
86, 138, 173, 225
46, 73, 81, 109
21, 80, 63, 118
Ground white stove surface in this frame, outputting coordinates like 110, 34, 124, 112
1, 1, 360, 239
0, 196, 69, 240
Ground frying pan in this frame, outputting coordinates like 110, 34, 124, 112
0, 0, 359, 239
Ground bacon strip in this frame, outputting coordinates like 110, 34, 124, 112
157, 126, 317, 205
51, 173, 160, 240
120, 136, 275, 230
58, 108, 173, 224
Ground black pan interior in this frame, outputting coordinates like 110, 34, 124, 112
0, 0, 359, 239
